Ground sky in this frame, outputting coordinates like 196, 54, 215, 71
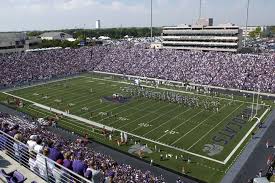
0, 0, 274, 32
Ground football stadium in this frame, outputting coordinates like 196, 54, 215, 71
0, 1, 275, 183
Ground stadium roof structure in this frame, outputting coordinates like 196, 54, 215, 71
0, 32, 26, 42
39, 32, 73, 40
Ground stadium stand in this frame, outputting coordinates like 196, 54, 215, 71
0, 42, 274, 93
0, 112, 166, 182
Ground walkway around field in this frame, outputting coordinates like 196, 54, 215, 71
220, 109, 275, 183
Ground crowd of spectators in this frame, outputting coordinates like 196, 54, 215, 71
0, 42, 274, 93
0, 112, 165, 182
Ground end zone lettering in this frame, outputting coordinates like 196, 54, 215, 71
212, 108, 252, 146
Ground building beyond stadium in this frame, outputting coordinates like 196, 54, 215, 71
0, 32, 41, 54
162, 20, 243, 52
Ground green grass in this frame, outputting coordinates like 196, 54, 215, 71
1, 73, 272, 183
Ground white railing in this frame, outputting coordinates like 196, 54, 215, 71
0, 130, 92, 183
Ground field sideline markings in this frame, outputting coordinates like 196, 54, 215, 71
16, 80, 109, 108
82, 99, 144, 118
77, 83, 158, 118
2, 74, 270, 108
80, 89, 156, 118
21, 87, 110, 116
196, 163, 224, 173
117, 102, 172, 129
7, 77, 113, 109
223, 107, 270, 164
13, 78, 123, 115
142, 108, 192, 137
104, 100, 172, 127
8, 81, 95, 108
130, 105, 181, 132
27, 106, 103, 136
156, 110, 205, 141
186, 103, 244, 150
67, 82, 121, 111
224, 139, 249, 173
2, 91, 227, 164
3, 75, 87, 92
3, 91, 270, 165
171, 105, 229, 145
99, 100, 153, 125
92, 71, 275, 99
23, 87, 93, 108
83, 76, 268, 107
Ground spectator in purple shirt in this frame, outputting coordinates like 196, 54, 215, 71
0, 112, 166, 182
62, 152, 73, 170
8, 124, 19, 137
72, 151, 88, 176
104, 171, 115, 183
48, 141, 64, 161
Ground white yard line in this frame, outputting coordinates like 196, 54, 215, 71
3, 92, 112, 131
171, 105, 228, 145
118, 103, 172, 129
142, 108, 191, 137
27, 106, 102, 136
130, 105, 181, 132
81, 95, 152, 118
100, 100, 153, 125
7, 82, 99, 108
156, 110, 205, 141
19, 79, 109, 107
13, 79, 118, 113
67, 84, 120, 111
187, 103, 244, 150
3, 75, 87, 92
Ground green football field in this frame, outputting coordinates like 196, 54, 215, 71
1, 73, 271, 182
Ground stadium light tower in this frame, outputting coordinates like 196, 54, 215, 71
244, 0, 250, 47
199, 0, 202, 19
150, 0, 153, 42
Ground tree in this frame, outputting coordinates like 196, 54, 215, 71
27, 31, 42, 37
270, 26, 275, 37
38, 40, 79, 49
248, 26, 262, 39
249, 31, 256, 39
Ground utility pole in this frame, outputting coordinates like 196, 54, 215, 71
83, 24, 86, 41
150, 0, 153, 42
244, 0, 250, 47
199, 0, 202, 19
